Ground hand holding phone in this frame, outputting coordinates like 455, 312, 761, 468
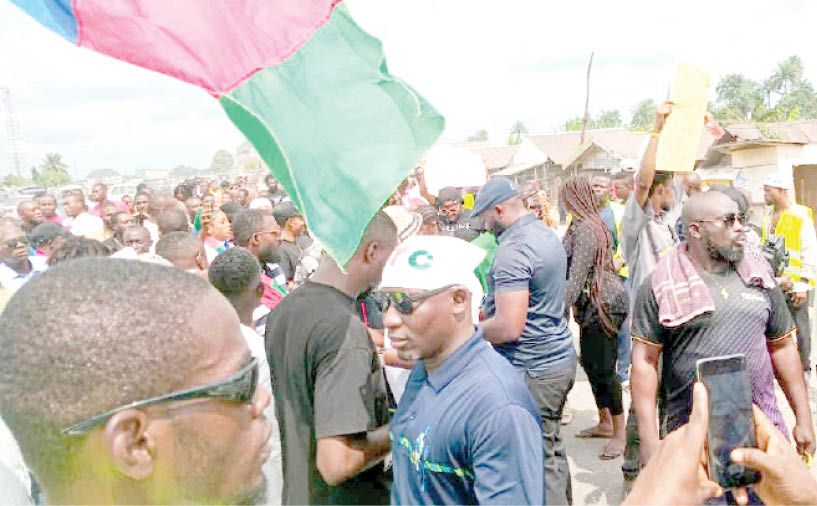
730, 406, 817, 506
696, 354, 760, 489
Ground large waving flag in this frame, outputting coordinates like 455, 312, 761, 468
11, 0, 444, 265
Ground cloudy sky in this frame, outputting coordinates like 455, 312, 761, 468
1, 0, 816, 177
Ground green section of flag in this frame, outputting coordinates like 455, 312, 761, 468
220, 3, 444, 266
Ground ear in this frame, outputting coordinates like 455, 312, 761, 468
256, 280, 265, 299
687, 222, 703, 240
364, 241, 379, 264
451, 287, 470, 318
196, 251, 207, 271
103, 410, 156, 481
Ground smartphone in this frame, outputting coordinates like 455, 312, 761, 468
695, 354, 761, 489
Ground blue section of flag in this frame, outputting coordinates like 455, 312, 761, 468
10, 0, 77, 43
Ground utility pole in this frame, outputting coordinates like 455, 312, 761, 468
579, 52, 594, 146
1, 87, 24, 177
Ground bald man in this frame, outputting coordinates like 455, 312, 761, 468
631, 191, 815, 467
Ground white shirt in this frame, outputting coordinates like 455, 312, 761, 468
0, 256, 47, 294
240, 324, 282, 505
64, 212, 104, 240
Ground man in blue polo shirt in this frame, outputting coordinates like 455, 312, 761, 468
473, 177, 578, 506
381, 235, 544, 505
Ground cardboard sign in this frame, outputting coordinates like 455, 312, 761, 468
656, 63, 711, 172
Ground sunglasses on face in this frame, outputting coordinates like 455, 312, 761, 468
4, 236, 29, 249
697, 212, 746, 228
61, 356, 259, 436
382, 285, 455, 315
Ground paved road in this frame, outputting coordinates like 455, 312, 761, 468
564, 330, 817, 505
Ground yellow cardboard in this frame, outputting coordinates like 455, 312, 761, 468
656, 63, 711, 173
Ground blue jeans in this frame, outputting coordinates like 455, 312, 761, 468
616, 277, 633, 383
616, 317, 631, 383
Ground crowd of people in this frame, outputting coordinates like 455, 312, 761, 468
1, 103, 817, 505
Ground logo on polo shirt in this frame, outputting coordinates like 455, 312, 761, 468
408, 250, 433, 270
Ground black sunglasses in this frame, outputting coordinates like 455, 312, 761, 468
4, 236, 29, 249
696, 212, 746, 228
382, 285, 455, 315
61, 356, 259, 436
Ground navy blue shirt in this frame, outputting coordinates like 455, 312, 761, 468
391, 329, 544, 505
483, 213, 576, 374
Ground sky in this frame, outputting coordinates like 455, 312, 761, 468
1, 0, 817, 177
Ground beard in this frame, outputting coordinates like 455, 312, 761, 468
705, 235, 744, 263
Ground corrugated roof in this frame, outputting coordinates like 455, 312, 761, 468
526, 129, 649, 166
471, 145, 518, 171
723, 119, 817, 144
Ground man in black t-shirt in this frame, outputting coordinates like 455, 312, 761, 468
265, 211, 397, 505
437, 186, 484, 242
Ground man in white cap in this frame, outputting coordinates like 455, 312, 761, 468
763, 172, 817, 375
381, 235, 544, 505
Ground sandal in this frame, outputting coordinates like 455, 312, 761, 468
576, 426, 613, 439
599, 445, 625, 460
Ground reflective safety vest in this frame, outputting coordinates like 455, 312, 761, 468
762, 203, 815, 287
610, 201, 629, 278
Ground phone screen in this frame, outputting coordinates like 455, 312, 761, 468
696, 354, 760, 489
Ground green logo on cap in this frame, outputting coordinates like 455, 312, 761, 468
408, 250, 433, 270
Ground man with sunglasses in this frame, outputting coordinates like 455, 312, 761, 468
265, 211, 396, 505
631, 191, 815, 468
382, 235, 544, 505
0, 258, 273, 505
0, 219, 47, 295
233, 209, 287, 317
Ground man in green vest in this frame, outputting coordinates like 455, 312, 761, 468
763, 172, 817, 375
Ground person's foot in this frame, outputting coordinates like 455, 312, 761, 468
599, 440, 626, 460
576, 425, 614, 438
560, 404, 574, 425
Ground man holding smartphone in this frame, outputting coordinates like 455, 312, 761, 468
630, 190, 815, 466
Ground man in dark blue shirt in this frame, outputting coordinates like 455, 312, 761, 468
473, 177, 578, 505
381, 235, 544, 505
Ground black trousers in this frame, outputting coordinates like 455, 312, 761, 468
579, 317, 624, 416
579, 304, 627, 416
787, 291, 814, 371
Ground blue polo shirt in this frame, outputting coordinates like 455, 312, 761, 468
483, 213, 575, 375
391, 329, 544, 505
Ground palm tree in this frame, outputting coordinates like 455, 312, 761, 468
770, 56, 804, 95
629, 99, 656, 130
716, 74, 763, 121
41, 153, 68, 173
508, 121, 528, 145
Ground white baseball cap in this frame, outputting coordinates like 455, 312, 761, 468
764, 172, 794, 190
381, 235, 486, 319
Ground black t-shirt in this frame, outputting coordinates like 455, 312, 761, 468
632, 269, 794, 432
277, 241, 301, 282
265, 281, 391, 505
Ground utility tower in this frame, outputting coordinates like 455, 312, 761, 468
1, 87, 23, 177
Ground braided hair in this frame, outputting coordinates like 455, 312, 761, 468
560, 175, 617, 336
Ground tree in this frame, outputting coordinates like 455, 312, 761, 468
209, 150, 235, 173
42, 153, 69, 173
714, 74, 763, 122
37, 153, 72, 187
507, 121, 528, 145
564, 117, 586, 131
630, 99, 656, 130
30, 167, 40, 183
770, 55, 804, 96
3, 175, 29, 187
466, 129, 489, 142
596, 110, 622, 129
